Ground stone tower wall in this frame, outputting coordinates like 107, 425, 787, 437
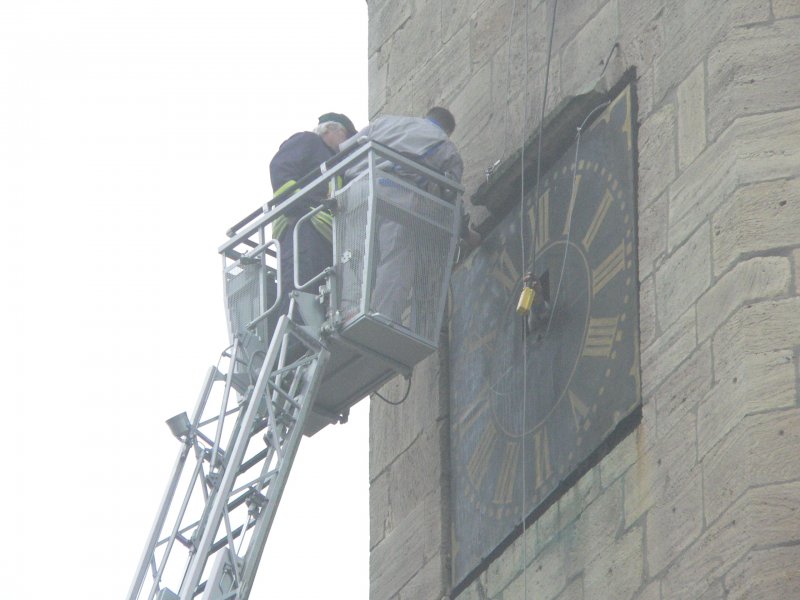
367, 1, 800, 598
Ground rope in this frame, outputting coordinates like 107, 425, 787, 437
522, 0, 559, 595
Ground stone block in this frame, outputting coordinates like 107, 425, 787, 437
369, 49, 388, 117
560, 0, 619, 97
652, 342, 712, 439
397, 552, 445, 600
499, 538, 566, 600
707, 20, 800, 141
370, 353, 442, 478
712, 298, 800, 378
599, 429, 638, 487
697, 582, 725, 600
637, 102, 676, 209
368, 0, 412, 55
676, 62, 706, 170
489, 20, 526, 112
669, 107, 800, 251
564, 478, 623, 578
551, 0, 604, 52
655, 224, 711, 331
383, 80, 414, 116
469, 0, 514, 70
383, 425, 445, 530
652, 0, 769, 103
370, 471, 390, 549
485, 532, 523, 597
536, 500, 560, 549
639, 275, 657, 351
702, 408, 800, 524
712, 178, 800, 278
370, 491, 443, 599
635, 67, 656, 122
634, 581, 661, 600
443, 0, 480, 43
618, 0, 666, 72
645, 469, 703, 575
583, 526, 644, 600
389, 0, 444, 86
555, 577, 583, 600
449, 63, 493, 147
454, 571, 488, 600
795, 248, 800, 296
662, 480, 800, 600
774, 0, 800, 17
697, 256, 791, 342
659, 496, 744, 599
489, 0, 550, 131
624, 410, 696, 528
559, 467, 601, 528
411, 26, 472, 115
637, 191, 668, 281
725, 545, 800, 600
641, 307, 696, 399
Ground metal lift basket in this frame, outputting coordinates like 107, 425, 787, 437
222, 141, 462, 435
128, 140, 462, 600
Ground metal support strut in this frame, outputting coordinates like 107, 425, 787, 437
128, 316, 330, 600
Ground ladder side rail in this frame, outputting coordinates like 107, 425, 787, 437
236, 323, 331, 598
210, 338, 240, 472
219, 143, 374, 258
177, 317, 294, 599
369, 141, 465, 194
434, 194, 463, 336
361, 150, 378, 314
147, 452, 208, 600
127, 366, 220, 600
219, 141, 463, 259
293, 205, 333, 292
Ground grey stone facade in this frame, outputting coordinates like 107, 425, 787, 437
367, 1, 800, 598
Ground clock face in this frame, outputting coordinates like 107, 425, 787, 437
449, 84, 640, 586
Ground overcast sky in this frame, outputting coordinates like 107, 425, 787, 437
1, 2, 370, 598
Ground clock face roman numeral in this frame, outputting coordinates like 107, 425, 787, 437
536, 190, 550, 250
468, 422, 498, 488
455, 385, 491, 440
562, 173, 583, 236
532, 428, 553, 489
592, 241, 626, 295
492, 441, 520, 505
582, 188, 614, 250
582, 315, 621, 358
492, 248, 521, 293
568, 389, 592, 430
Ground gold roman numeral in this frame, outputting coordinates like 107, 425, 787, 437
583, 315, 621, 358
455, 385, 490, 439
563, 174, 583, 236
533, 428, 553, 489
492, 441, 520, 505
468, 422, 497, 488
568, 389, 591, 430
582, 189, 614, 250
536, 190, 550, 250
467, 329, 497, 353
592, 242, 625, 295
492, 248, 520, 293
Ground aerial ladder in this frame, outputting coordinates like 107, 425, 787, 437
127, 140, 463, 600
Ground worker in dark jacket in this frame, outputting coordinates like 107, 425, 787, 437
269, 113, 357, 318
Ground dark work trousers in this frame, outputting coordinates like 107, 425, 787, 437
277, 219, 332, 323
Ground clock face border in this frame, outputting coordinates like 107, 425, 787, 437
448, 78, 642, 592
